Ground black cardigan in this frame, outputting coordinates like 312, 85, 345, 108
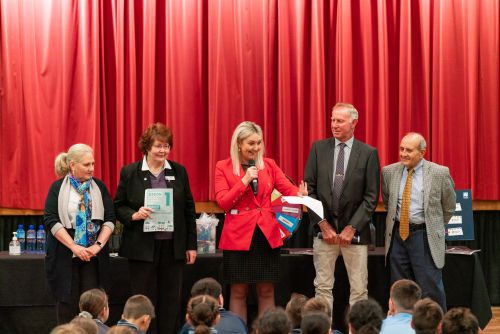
43, 177, 116, 302
114, 160, 197, 262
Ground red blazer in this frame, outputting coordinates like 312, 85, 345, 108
215, 157, 299, 250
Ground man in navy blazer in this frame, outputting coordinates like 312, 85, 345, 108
304, 103, 380, 313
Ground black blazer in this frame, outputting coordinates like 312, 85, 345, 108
43, 177, 115, 302
304, 138, 380, 244
114, 160, 197, 262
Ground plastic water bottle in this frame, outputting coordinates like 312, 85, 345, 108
9, 232, 21, 256
26, 225, 36, 254
16, 224, 26, 253
36, 225, 46, 254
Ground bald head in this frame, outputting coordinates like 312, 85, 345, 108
404, 133, 427, 150
400, 132, 427, 170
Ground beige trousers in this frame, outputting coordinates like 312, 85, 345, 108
313, 237, 368, 312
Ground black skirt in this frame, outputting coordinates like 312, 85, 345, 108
223, 226, 281, 284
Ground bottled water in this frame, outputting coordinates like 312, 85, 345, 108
36, 225, 46, 254
9, 232, 21, 256
16, 224, 26, 253
26, 225, 36, 254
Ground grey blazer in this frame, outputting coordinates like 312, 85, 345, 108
382, 159, 456, 268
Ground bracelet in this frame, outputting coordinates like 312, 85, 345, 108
96, 241, 103, 248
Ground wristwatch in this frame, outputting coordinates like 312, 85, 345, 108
317, 219, 328, 226
96, 241, 103, 248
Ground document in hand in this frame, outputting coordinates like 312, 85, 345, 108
143, 188, 174, 232
281, 196, 324, 219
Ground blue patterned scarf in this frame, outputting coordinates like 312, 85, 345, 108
69, 176, 99, 246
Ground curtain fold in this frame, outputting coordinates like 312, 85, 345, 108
1, 0, 499, 209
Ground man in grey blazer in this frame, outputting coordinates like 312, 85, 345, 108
304, 103, 380, 312
382, 132, 455, 311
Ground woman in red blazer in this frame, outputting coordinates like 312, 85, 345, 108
214, 121, 307, 323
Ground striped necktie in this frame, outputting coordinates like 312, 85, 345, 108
399, 168, 414, 241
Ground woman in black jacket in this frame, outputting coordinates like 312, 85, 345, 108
114, 123, 197, 334
44, 143, 115, 324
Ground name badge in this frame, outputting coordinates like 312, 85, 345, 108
230, 209, 239, 215
165, 176, 176, 181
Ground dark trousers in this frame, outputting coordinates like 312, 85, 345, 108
56, 257, 99, 324
128, 239, 184, 334
389, 224, 447, 312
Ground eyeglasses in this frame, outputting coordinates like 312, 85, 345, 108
152, 144, 171, 150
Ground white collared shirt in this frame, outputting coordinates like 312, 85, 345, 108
141, 156, 172, 171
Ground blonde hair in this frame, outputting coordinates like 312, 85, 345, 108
230, 121, 265, 175
79, 288, 109, 320
54, 144, 94, 177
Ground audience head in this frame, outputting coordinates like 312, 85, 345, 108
138, 122, 173, 154
70, 316, 98, 334
107, 326, 135, 334
348, 298, 384, 334
389, 279, 422, 314
285, 293, 308, 329
442, 307, 479, 334
257, 307, 291, 334
191, 277, 223, 305
411, 298, 443, 334
79, 288, 109, 322
301, 311, 332, 334
50, 324, 87, 334
303, 296, 332, 318
54, 143, 94, 178
122, 294, 155, 332
186, 294, 220, 334
230, 121, 265, 174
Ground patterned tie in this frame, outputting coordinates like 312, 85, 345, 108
399, 168, 414, 241
332, 143, 346, 215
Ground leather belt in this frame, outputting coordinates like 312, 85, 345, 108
395, 221, 426, 232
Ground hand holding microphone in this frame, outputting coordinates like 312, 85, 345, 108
247, 159, 258, 195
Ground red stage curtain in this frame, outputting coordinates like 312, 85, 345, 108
1, 0, 499, 209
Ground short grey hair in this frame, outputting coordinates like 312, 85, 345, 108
333, 103, 359, 121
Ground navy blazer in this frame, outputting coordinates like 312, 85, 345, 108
114, 160, 197, 262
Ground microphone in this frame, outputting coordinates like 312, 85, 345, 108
317, 232, 360, 244
248, 159, 258, 196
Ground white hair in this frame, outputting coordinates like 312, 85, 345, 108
333, 102, 359, 121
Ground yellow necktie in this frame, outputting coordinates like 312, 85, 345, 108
399, 169, 414, 241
